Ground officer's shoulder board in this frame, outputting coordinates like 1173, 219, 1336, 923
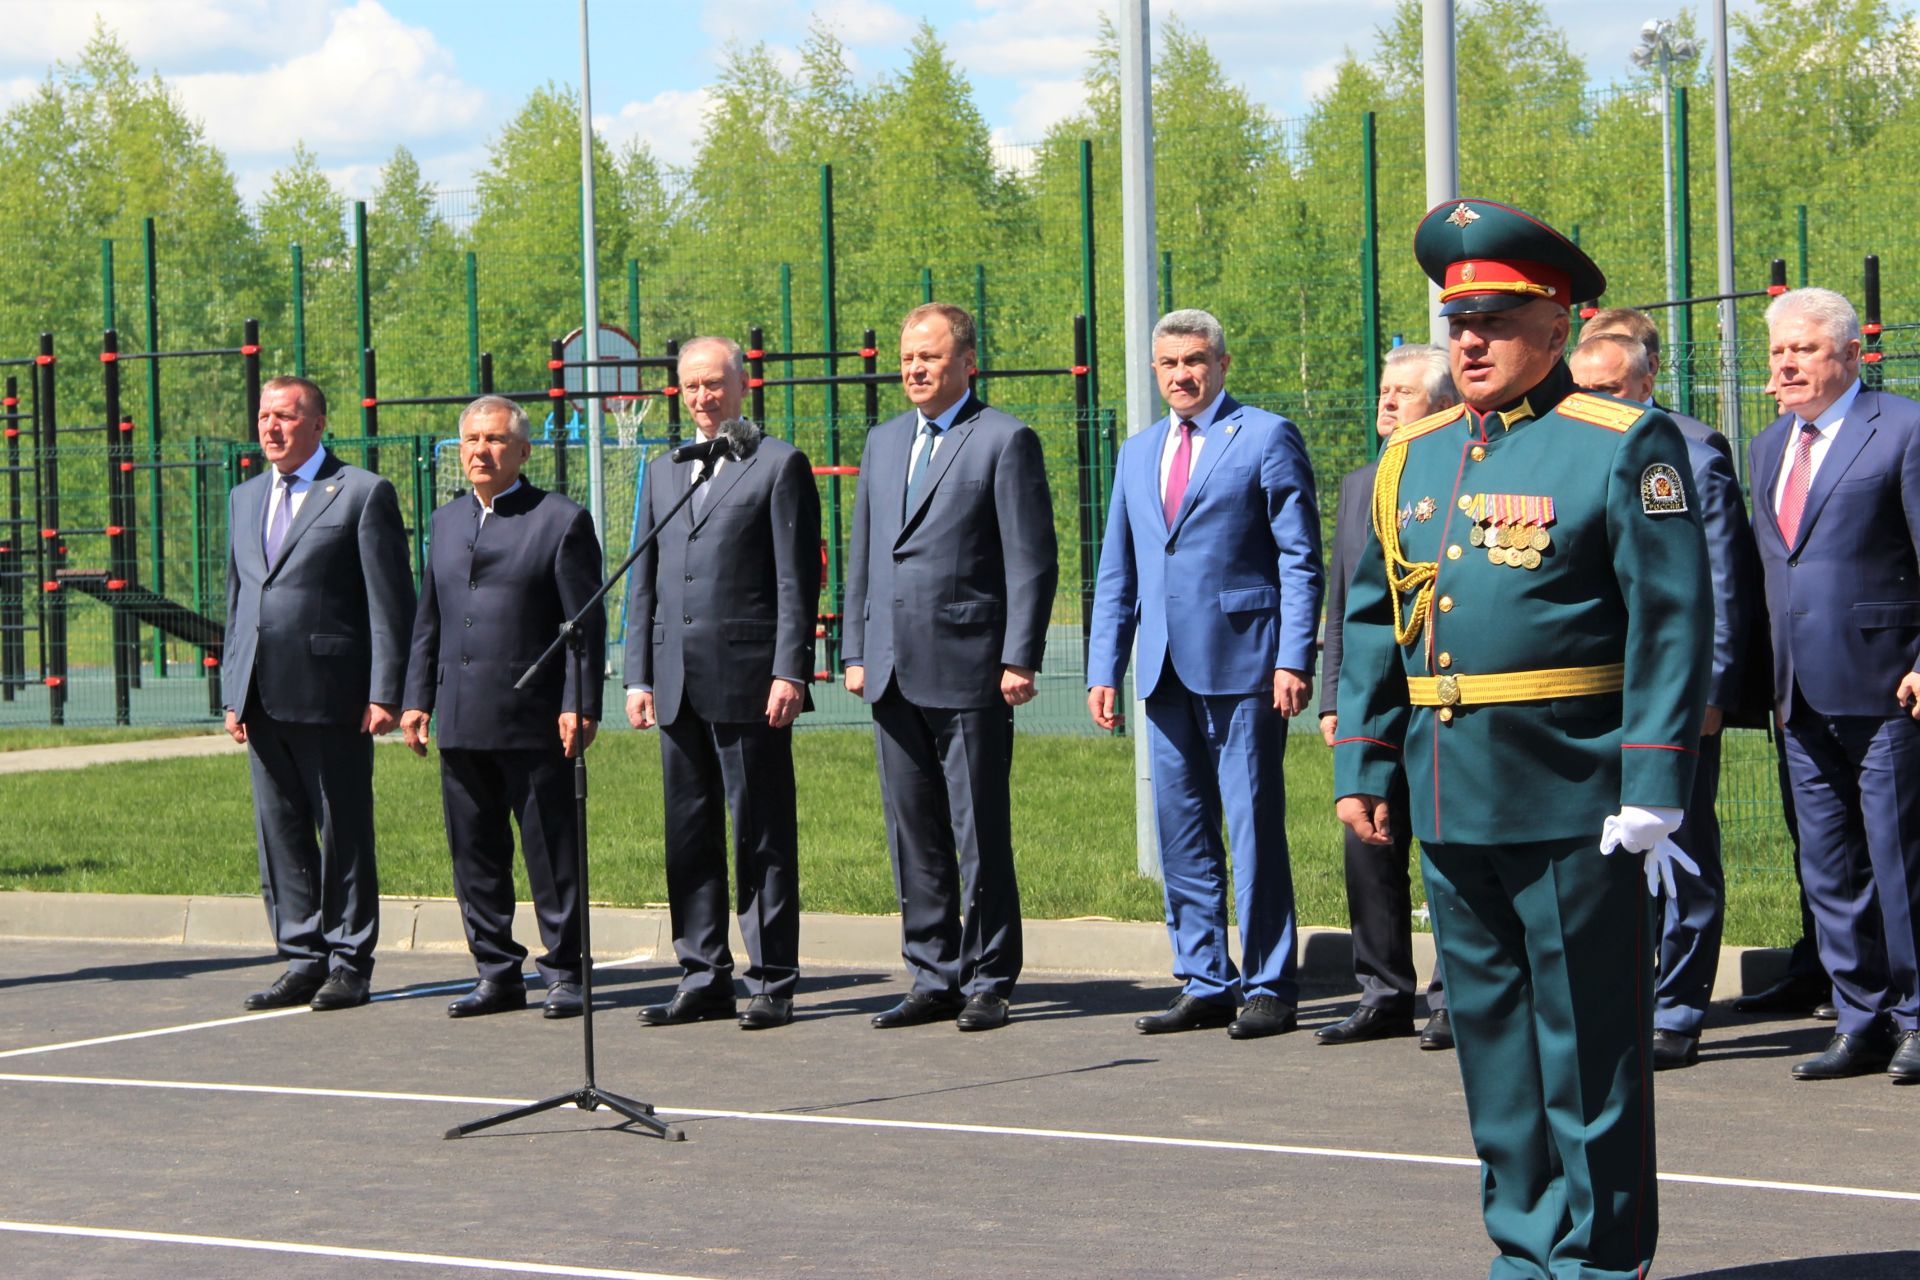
1555, 392, 1648, 433
1386, 403, 1465, 447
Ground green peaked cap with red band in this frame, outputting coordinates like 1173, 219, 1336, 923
1415, 198, 1606, 317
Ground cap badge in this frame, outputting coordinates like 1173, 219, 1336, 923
1459, 263, 1476, 283
1446, 202, 1480, 228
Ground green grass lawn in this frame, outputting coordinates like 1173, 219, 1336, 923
0, 726, 1804, 945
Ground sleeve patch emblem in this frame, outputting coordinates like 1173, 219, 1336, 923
1640, 463, 1687, 514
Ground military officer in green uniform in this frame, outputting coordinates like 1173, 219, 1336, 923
1333, 199, 1712, 1280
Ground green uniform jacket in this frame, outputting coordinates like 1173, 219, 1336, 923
1332, 362, 1712, 846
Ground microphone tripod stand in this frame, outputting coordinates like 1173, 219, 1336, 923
445, 464, 713, 1142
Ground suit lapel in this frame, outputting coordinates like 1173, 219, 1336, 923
1135, 416, 1173, 540
1792, 393, 1879, 552
238, 472, 271, 577
1168, 395, 1244, 537
690, 451, 757, 533
900, 396, 978, 534
1750, 416, 1786, 545
266, 452, 346, 578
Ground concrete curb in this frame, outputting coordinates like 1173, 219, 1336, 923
0, 890, 1795, 999
0, 734, 245, 774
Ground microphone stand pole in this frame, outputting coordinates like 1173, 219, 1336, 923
446, 464, 712, 1142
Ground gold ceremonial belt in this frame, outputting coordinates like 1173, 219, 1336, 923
1406, 663, 1625, 708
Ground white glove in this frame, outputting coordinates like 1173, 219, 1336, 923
1599, 805, 1699, 897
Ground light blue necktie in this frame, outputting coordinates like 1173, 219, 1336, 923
904, 421, 941, 516
264, 473, 295, 566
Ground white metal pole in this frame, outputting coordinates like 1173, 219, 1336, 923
1423, 0, 1459, 345
1119, 0, 1161, 879
578, 0, 606, 543
1712, 0, 1739, 445
1659, 45, 1679, 362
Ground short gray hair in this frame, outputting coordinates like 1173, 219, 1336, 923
1381, 343, 1457, 407
678, 335, 746, 381
1151, 308, 1227, 357
1766, 287, 1862, 347
460, 394, 531, 442
1571, 332, 1652, 382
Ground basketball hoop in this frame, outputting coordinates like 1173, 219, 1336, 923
559, 323, 642, 415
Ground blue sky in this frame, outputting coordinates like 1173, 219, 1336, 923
0, 1, 1747, 202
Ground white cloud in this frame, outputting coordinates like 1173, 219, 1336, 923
812, 0, 917, 47
0, 0, 334, 73
997, 76, 1087, 144
597, 88, 715, 170
700, 0, 797, 47
951, 2, 1104, 79
170, 0, 484, 158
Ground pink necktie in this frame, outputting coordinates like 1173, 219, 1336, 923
1776, 422, 1819, 546
1163, 419, 1194, 528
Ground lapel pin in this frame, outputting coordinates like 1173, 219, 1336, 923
1224, 424, 1237, 435
324, 484, 337, 493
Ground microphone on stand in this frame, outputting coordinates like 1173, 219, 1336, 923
671, 418, 764, 466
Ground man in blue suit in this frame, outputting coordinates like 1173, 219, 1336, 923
1571, 332, 1764, 1070
401, 395, 604, 1021
1088, 308, 1324, 1039
1748, 287, 1920, 1084
843, 303, 1058, 1033
224, 376, 415, 1012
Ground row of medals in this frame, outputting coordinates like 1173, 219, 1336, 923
1469, 521, 1549, 569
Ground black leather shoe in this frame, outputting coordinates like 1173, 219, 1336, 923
243, 970, 324, 1011
1792, 1029, 1896, 1080
1314, 1005, 1414, 1045
871, 992, 964, 1029
447, 979, 527, 1018
309, 970, 371, 1011
1419, 1010, 1454, 1051
638, 988, 737, 1026
956, 993, 1010, 1032
738, 995, 793, 1030
1890, 1030, 1920, 1084
542, 982, 583, 1019
1227, 995, 1297, 1040
1733, 975, 1829, 1015
1136, 993, 1237, 1034
1652, 1029, 1700, 1070
1813, 1000, 1838, 1022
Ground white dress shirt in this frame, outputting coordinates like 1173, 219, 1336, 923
476, 478, 522, 527
1158, 390, 1226, 501
264, 446, 330, 551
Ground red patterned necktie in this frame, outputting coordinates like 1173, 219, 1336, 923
1776, 422, 1819, 545
1163, 419, 1195, 528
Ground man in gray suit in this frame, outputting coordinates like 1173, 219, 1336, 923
626, 336, 821, 1031
224, 376, 414, 1012
843, 302, 1058, 1033
401, 395, 604, 1021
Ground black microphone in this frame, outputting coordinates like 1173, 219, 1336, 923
671, 435, 729, 465
671, 419, 763, 464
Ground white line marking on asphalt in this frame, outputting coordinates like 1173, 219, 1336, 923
0, 1220, 718, 1279
3, 1071, 1916, 1205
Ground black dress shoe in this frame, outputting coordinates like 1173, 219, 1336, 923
309, 970, 371, 1011
871, 992, 964, 1029
1652, 1029, 1700, 1070
1136, 993, 1237, 1034
542, 982, 583, 1020
1812, 1000, 1838, 1022
243, 970, 324, 1011
1733, 975, 1829, 1015
738, 995, 793, 1030
1890, 1030, 1920, 1084
1792, 1029, 1897, 1080
447, 979, 527, 1018
637, 988, 737, 1026
1419, 1010, 1454, 1051
1227, 995, 1297, 1040
1314, 1005, 1414, 1045
956, 992, 1010, 1032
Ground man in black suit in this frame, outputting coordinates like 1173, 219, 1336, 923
625, 336, 821, 1031
224, 376, 414, 1012
400, 395, 604, 1020
1318, 343, 1455, 1050
843, 303, 1058, 1033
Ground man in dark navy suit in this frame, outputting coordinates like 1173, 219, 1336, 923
1748, 287, 1920, 1084
224, 376, 414, 1013
843, 303, 1057, 1033
1571, 332, 1764, 1070
625, 337, 821, 1032
401, 395, 604, 1020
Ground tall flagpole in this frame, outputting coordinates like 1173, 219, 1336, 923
578, 0, 606, 543
1423, 0, 1458, 346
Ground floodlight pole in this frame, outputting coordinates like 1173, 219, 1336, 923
1423, 0, 1459, 345
578, 0, 606, 543
1657, 38, 1679, 356
1711, 0, 1739, 445
1119, 0, 1161, 880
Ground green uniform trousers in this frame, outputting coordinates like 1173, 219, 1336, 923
1422, 836, 1657, 1280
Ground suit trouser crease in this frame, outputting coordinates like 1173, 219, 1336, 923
659, 708, 801, 999
1423, 838, 1657, 1280
438, 747, 582, 987
1782, 706, 1920, 1032
1144, 671, 1299, 1005
1342, 764, 1447, 1012
1654, 731, 1724, 1035
871, 687, 1022, 999
246, 716, 378, 978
